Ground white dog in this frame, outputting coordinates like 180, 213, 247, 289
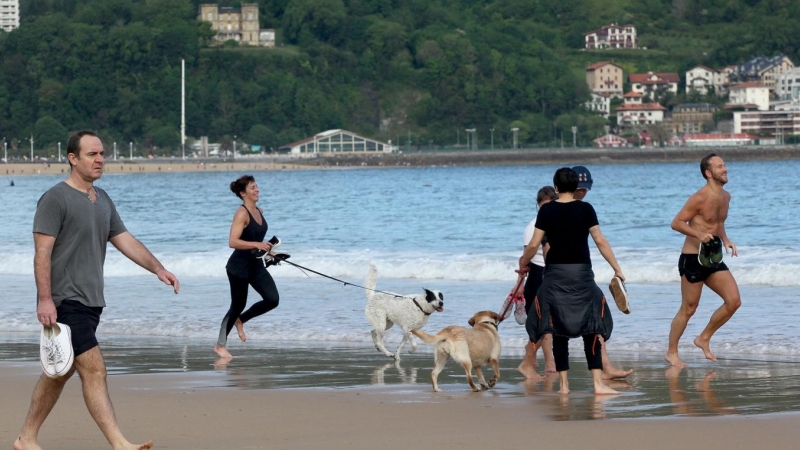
364, 264, 444, 359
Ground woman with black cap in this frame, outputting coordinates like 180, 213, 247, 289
519, 167, 625, 395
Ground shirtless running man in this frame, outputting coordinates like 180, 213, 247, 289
665, 154, 741, 367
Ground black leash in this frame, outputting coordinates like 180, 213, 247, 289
280, 259, 412, 300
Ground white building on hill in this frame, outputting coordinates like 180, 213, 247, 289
0, 0, 19, 32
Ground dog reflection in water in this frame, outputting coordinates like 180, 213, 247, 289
412, 311, 502, 392
370, 360, 419, 385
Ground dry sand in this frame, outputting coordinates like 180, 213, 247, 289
2, 362, 798, 450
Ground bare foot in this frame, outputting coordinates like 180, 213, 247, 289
517, 362, 544, 381
664, 365, 684, 378
602, 367, 634, 380
214, 344, 233, 359
558, 386, 570, 394
213, 358, 231, 370
694, 336, 717, 362
14, 436, 42, 450
133, 441, 154, 450
544, 363, 556, 373
594, 383, 620, 395
235, 319, 246, 342
664, 351, 686, 367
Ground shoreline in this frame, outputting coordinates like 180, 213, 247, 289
3, 145, 800, 177
2, 356, 799, 449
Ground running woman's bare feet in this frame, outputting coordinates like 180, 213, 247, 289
235, 319, 247, 342
214, 344, 233, 359
664, 351, 686, 367
13, 436, 41, 450
120, 441, 153, 450
694, 336, 717, 362
544, 363, 556, 373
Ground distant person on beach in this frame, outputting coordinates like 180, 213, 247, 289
516, 186, 557, 379
665, 154, 741, 367
520, 167, 625, 395
571, 166, 633, 380
214, 175, 280, 359
15, 131, 180, 450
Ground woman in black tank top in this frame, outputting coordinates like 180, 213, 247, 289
214, 175, 281, 360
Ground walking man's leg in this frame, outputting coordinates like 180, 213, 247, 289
75, 346, 153, 450
666, 277, 703, 367
14, 369, 76, 450
694, 271, 741, 362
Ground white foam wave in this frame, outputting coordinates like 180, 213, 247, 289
2, 246, 800, 286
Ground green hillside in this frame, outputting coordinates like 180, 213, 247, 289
0, 0, 797, 155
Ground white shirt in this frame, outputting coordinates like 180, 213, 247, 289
523, 218, 545, 267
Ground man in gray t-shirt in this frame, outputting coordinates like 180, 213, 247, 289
33, 182, 127, 308
15, 131, 180, 450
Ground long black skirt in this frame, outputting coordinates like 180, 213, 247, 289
525, 264, 612, 343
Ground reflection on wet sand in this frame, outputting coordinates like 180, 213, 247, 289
665, 366, 737, 416
3, 334, 800, 419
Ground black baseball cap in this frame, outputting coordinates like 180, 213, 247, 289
572, 166, 593, 190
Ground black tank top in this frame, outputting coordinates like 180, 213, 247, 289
225, 206, 268, 277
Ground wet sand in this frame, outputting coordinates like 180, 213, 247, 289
2, 336, 800, 449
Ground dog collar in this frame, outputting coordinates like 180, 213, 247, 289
480, 321, 498, 330
412, 298, 432, 316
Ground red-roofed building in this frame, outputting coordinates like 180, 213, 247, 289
586, 61, 623, 97
629, 72, 680, 100
584, 24, 637, 50
616, 102, 667, 127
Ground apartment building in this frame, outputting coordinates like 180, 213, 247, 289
615, 92, 666, 127
728, 55, 795, 92
584, 24, 637, 50
585, 61, 623, 98
0, 0, 19, 33
668, 103, 718, 134
629, 72, 679, 100
734, 110, 800, 138
685, 65, 729, 96
199, 3, 275, 47
727, 82, 770, 111
776, 67, 800, 102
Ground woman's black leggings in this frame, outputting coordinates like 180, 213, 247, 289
217, 268, 280, 346
552, 334, 603, 372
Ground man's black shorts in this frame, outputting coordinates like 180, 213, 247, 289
56, 300, 103, 357
678, 253, 729, 284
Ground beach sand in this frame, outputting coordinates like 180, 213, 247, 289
4, 145, 800, 178
2, 337, 799, 449
1, 159, 309, 178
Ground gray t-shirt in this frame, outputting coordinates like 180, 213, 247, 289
32, 182, 127, 308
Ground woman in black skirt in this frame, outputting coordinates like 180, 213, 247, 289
519, 167, 625, 395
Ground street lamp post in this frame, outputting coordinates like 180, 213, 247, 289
233, 135, 236, 159
490, 128, 495, 151
571, 126, 578, 147
129, 142, 133, 159
113, 142, 117, 161
3, 139, 7, 163
465, 128, 476, 150
58, 142, 61, 162
29, 135, 34, 161
464, 129, 470, 150
511, 127, 519, 150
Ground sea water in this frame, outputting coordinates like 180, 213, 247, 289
1, 160, 799, 358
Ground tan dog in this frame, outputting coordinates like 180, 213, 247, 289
411, 310, 502, 392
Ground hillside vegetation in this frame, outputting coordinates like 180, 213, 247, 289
0, 0, 797, 155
